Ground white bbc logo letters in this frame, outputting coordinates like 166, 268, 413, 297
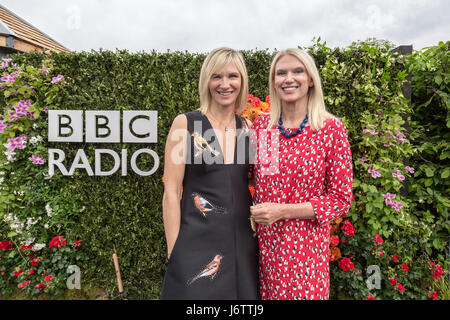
48, 110, 83, 142
48, 110, 157, 143
48, 110, 159, 177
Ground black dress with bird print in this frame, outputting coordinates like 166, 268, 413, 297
160, 110, 259, 300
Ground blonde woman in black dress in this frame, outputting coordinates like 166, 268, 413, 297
160, 47, 259, 299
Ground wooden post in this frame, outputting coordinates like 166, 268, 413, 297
112, 253, 124, 296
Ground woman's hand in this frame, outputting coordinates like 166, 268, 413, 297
250, 202, 283, 225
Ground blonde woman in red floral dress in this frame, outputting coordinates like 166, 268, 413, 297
250, 48, 353, 300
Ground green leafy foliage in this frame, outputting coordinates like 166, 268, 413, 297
0, 40, 448, 299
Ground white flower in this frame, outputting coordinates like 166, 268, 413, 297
44, 223, 49, 229
29, 135, 43, 145
45, 203, 53, 217
4, 149, 16, 162
32, 243, 46, 251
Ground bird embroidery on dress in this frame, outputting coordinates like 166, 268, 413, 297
192, 193, 227, 217
191, 132, 220, 157
187, 255, 223, 285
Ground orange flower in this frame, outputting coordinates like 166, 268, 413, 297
329, 247, 341, 261
248, 186, 255, 197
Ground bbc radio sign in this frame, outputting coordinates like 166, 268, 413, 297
48, 110, 159, 177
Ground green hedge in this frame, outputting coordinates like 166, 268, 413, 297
1, 40, 448, 299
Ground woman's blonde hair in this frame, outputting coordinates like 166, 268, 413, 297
268, 48, 335, 130
198, 47, 249, 114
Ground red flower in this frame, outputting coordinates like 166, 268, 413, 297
28, 268, 35, 275
18, 280, 31, 289
400, 264, 409, 272
44, 274, 54, 281
13, 268, 22, 277
431, 291, 438, 299
35, 282, 46, 291
338, 257, 354, 271
31, 257, 39, 267
396, 283, 405, 292
392, 254, 398, 262
247, 94, 261, 106
330, 235, 339, 247
378, 251, 383, 257
0, 240, 13, 251
20, 244, 32, 251
340, 220, 355, 237
49, 236, 66, 248
388, 278, 397, 285
429, 261, 443, 279
265, 95, 270, 103
373, 233, 383, 246
367, 293, 376, 300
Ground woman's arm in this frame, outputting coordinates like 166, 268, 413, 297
162, 114, 187, 259
250, 202, 315, 225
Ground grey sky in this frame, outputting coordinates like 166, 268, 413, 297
1, 0, 449, 53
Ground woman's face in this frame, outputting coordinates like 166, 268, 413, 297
208, 62, 241, 109
273, 54, 313, 104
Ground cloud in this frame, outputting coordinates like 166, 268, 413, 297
1, 0, 448, 52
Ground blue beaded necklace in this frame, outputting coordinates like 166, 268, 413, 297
278, 114, 309, 138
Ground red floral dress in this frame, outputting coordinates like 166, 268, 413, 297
251, 114, 353, 300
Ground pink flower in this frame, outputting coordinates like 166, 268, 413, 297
1, 71, 18, 83
405, 166, 415, 174
13, 100, 31, 115
28, 155, 45, 165
0, 120, 9, 133
51, 74, 64, 84
391, 200, 403, 212
1, 58, 12, 69
368, 165, 382, 179
382, 193, 396, 205
363, 129, 377, 135
4, 137, 25, 150
357, 157, 368, 162
378, 251, 383, 257
42, 64, 49, 75
392, 171, 405, 181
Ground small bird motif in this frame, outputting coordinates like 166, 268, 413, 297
191, 132, 220, 157
188, 255, 223, 286
192, 193, 227, 217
